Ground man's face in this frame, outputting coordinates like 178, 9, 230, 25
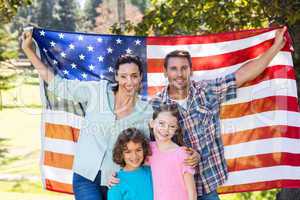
165, 57, 192, 91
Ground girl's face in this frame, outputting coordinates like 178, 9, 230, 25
150, 111, 178, 142
123, 141, 144, 171
115, 63, 142, 97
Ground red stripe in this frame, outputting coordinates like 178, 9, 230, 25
147, 65, 296, 97
44, 151, 74, 169
218, 180, 300, 194
147, 39, 291, 73
221, 96, 299, 119
241, 65, 296, 87
226, 153, 300, 172
45, 179, 73, 194
222, 126, 300, 146
147, 27, 277, 45
45, 123, 79, 142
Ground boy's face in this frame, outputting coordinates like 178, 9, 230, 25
123, 141, 144, 170
164, 57, 192, 91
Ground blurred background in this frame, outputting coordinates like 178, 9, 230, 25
0, 0, 299, 199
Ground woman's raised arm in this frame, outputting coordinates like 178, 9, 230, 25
21, 30, 54, 84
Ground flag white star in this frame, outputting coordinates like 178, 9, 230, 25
53, 60, 58, 65
59, 33, 64, 39
100, 74, 104, 79
89, 64, 95, 71
50, 41, 56, 47
116, 38, 122, 44
87, 45, 94, 52
69, 44, 75, 50
134, 39, 141, 45
126, 48, 132, 54
39, 30, 45, 36
71, 63, 77, 69
63, 70, 69, 75
82, 73, 87, 79
78, 35, 84, 41
98, 56, 104, 62
107, 47, 113, 53
43, 48, 47, 53
79, 54, 85, 60
97, 37, 103, 43
108, 66, 114, 72
60, 52, 66, 58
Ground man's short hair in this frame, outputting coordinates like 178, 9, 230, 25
164, 50, 192, 69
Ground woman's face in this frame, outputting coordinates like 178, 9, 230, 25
115, 63, 142, 96
123, 141, 144, 171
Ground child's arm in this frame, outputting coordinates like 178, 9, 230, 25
183, 173, 197, 200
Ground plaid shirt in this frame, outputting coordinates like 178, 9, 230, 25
151, 73, 237, 196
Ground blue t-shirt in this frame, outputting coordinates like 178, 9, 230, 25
107, 166, 153, 200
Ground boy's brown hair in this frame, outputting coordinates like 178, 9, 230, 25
113, 128, 151, 167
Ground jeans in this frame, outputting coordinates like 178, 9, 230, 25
73, 171, 108, 200
198, 190, 220, 200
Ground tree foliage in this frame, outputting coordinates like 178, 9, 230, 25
113, 0, 300, 36
0, 0, 32, 23
52, 0, 78, 31
130, 0, 148, 13
83, 0, 102, 30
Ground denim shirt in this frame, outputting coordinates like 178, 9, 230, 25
47, 75, 153, 186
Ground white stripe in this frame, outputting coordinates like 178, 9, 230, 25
221, 110, 300, 134
223, 166, 300, 186
225, 138, 300, 159
147, 51, 293, 87
44, 137, 76, 155
42, 165, 73, 184
223, 78, 298, 105
147, 30, 276, 58
43, 109, 83, 129
149, 77, 297, 106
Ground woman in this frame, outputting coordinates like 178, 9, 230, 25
22, 30, 199, 200
22, 30, 154, 200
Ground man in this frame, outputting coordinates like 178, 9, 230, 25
150, 27, 287, 200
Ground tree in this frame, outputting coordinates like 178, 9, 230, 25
130, 0, 148, 13
83, 0, 102, 30
94, 1, 143, 34
52, 0, 78, 31
35, 0, 56, 29
0, 0, 32, 23
117, 0, 126, 31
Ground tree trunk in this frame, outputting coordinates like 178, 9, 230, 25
276, 188, 300, 200
117, 0, 125, 32
291, 20, 300, 99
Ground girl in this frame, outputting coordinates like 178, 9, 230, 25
109, 104, 197, 200
108, 128, 153, 200
148, 104, 197, 200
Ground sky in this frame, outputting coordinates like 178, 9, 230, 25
76, 0, 86, 8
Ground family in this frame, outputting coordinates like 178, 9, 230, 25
21, 27, 286, 200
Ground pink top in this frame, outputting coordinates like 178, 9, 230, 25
148, 142, 195, 200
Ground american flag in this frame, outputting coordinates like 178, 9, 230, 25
32, 27, 300, 195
